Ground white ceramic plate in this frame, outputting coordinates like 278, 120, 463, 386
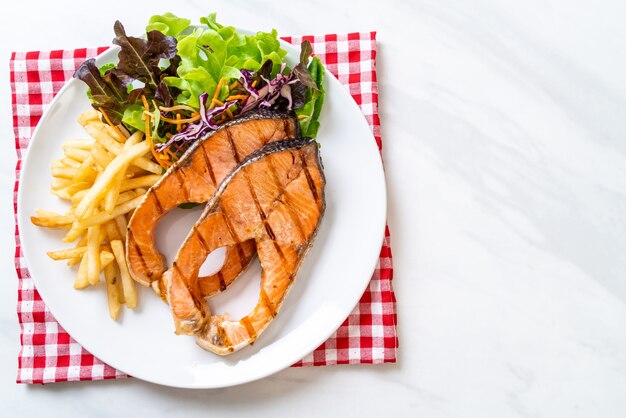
17, 31, 386, 388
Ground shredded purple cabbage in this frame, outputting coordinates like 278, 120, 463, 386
241, 63, 299, 113
156, 63, 304, 153
240, 69, 259, 98
155, 93, 235, 151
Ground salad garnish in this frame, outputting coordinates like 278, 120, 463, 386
74, 13, 325, 169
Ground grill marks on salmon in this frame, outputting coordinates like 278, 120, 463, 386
126, 111, 299, 300
163, 138, 325, 354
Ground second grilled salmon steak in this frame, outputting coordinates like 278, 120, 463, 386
163, 138, 325, 354
126, 111, 299, 298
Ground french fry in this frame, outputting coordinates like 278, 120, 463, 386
77, 109, 101, 126
72, 195, 143, 235
85, 124, 161, 174
87, 225, 101, 285
74, 250, 114, 289
34, 107, 168, 320
61, 158, 81, 168
91, 144, 114, 169
73, 154, 98, 183
132, 156, 163, 175
105, 220, 122, 241
47, 246, 87, 260
84, 123, 127, 153
36, 209, 63, 217
104, 263, 121, 320
67, 234, 88, 266
64, 147, 90, 162
115, 190, 139, 205
123, 131, 143, 150
64, 195, 143, 242
51, 178, 72, 191
74, 252, 89, 289
100, 251, 114, 269
103, 171, 125, 214
67, 255, 83, 266
71, 189, 87, 205
51, 166, 78, 179
87, 122, 126, 144
111, 239, 137, 308
124, 165, 148, 178
51, 159, 68, 169
97, 190, 138, 210
120, 175, 161, 192
63, 140, 93, 151
115, 215, 128, 240
51, 188, 73, 201
101, 123, 127, 143
31, 213, 75, 228
74, 142, 150, 218
116, 275, 126, 304
62, 181, 91, 196
53, 183, 90, 203
63, 223, 82, 243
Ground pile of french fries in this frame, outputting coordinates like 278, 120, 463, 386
31, 110, 164, 320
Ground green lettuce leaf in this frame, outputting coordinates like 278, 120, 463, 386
296, 56, 325, 137
122, 104, 146, 132
147, 13, 191, 38
165, 14, 287, 108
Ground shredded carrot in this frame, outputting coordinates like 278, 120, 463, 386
141, 95, 150, 111
251, 80, 258, 88
209, 98, 224, 110
145, 126, 163, 166
98, 107, 126, 140
159, 104, 197, 113
160, 114, 200, 124
151, 100, 160, 115
141, 95, 169, 170
229, 80, 240, 90
175, 113, 182, 132
165, 148, 179, 161
145, 110, 200, 125
210, 78, 225, 109
225, 94, 249, 101
226, 108, 234, 119
214, 78, 225, 99
297, 114, 309, 119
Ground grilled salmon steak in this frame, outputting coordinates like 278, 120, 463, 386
126, 111, 299, 299
163, 138, 325, 354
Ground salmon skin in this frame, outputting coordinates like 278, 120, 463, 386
163, 137, 325, 355
126, 110, 299, 300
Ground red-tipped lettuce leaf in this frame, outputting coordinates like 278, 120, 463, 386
112, 21, 177, 88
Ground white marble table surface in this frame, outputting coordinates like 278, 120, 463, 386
2, 0, 626, 416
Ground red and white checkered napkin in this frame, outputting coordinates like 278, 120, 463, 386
11, 33, 397, 384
